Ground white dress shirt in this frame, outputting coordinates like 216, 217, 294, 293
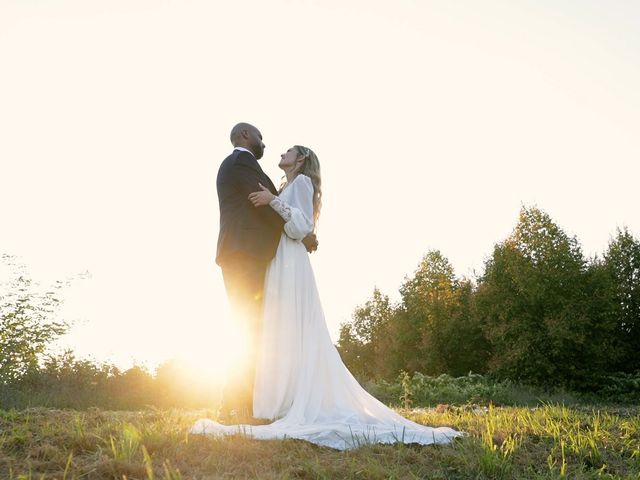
234, 146, 254, 157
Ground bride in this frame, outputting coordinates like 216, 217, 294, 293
191, 145, 464, 450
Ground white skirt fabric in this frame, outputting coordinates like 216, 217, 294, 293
191, 234, 464, 450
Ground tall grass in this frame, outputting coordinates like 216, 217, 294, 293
2, 356, 638, 477
0, 405, 638, 478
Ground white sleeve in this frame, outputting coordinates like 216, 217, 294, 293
268, 175, 314, 240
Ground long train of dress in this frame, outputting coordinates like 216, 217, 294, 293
191, 175, 464, 450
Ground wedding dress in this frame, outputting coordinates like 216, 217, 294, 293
191, 174, 464, 450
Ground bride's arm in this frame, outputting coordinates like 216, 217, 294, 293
269, 175, 314, 241
248, 175, 314, 241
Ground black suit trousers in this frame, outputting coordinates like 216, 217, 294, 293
219, 254, 269, 415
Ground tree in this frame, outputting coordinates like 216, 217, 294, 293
338, 251, 490, 380
336, 288, 396, 380
603, 227, 640, 372
0, 254, 69, 383
433, 278, 489, 376
395, 250, 456, 375
396, 250, 488, 376
476, 206, 620, 388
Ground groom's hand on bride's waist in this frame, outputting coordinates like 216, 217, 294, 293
302, 233, 318, 253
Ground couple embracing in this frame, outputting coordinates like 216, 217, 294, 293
191, 123, 463, 450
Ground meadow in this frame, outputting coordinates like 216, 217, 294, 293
1, 377, 639, 479
2, 211, 639, 478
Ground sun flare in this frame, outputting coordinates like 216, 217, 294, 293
177, 314, 251, 386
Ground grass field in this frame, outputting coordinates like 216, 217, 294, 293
1, 404, 639, 479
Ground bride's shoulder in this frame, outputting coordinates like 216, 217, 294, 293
294, 174, 313, 185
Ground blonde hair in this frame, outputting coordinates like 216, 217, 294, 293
280, 145, 322, 230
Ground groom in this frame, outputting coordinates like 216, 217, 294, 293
215, 122, 317, 418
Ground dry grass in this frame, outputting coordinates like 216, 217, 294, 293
0, 404, 638, 479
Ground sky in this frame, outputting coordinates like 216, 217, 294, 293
1, 0, 639, 372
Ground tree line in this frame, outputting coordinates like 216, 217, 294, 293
1, 205, 638, 406
337, 206, 640, 391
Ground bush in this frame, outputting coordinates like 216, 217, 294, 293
369, 371, 635, 408
0, 352, 224, 410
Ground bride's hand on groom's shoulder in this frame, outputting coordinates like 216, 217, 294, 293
248, 183, 275, 207
303, 233, 319, 254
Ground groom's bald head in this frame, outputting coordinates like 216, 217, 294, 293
230, 122, 265, 159
230, 122, 254, 145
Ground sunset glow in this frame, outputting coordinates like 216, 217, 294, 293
1, 0, 638, 371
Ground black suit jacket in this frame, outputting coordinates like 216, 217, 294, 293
215, 149, 285, 266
